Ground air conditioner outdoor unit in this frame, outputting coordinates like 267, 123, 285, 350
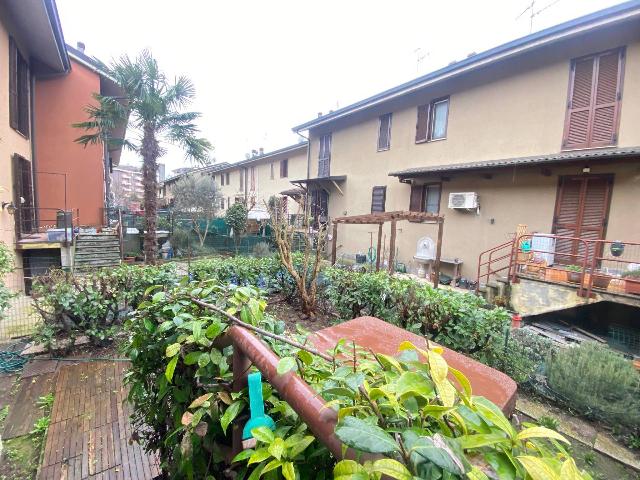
448, 192, 479, 209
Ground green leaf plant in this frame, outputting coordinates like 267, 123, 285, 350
124, 271, 589, 479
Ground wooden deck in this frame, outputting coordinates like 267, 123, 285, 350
39, 361, 161, 480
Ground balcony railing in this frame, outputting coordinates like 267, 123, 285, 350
15, 207, 80, 245
478, 233, 640, 297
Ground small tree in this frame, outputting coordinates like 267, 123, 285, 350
225, 202, 248, 254
172, 175, 221, 247
267, 195, 327, 316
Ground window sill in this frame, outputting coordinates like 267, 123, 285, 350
416, 137, 446, 145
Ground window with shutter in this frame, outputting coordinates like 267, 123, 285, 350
415, 105, 429, 143
226, 173, 230, 185
250, 166, 256, 191
318, 134, 331, 177
12, 155, 35, 234
552, 175, 612, 264
280, 159, 288, 178
563, 48, 624, 150
415, 97, 449, 143
371, 186, 386, 213
408, 183, 441, 214
9, 37, 29, 137
240, 169, 244, 190
270, 162, 274, 180
377, 114, 392, 151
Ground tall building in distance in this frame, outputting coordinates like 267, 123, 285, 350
112, 164, 168, 210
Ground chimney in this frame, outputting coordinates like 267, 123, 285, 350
259, 147, 264, 155
76, 41, 86, 53
317, 112, 323, 118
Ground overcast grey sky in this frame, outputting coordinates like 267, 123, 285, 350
57, 0, 622, 175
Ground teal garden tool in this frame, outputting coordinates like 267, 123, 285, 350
241, 371, 275, 448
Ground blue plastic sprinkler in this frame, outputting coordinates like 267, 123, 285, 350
241, 371, 275, 449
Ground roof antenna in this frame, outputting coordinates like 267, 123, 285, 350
516, 0, 562, 33
413, 48, 429, 73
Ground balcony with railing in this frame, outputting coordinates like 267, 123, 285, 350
477, 234, 640, 301
14, 207, 80, 249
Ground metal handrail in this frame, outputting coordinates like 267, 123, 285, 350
476, 240, 515, 293
477, 234, 640, 298
15, 207, 80, 244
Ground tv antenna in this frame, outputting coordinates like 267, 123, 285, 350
517, 0, 562, 33
413, 48, 429, 73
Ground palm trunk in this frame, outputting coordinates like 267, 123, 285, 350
142, 123, 160, 264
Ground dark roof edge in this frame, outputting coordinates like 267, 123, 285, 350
389, 147, 640, 178
66, 43, 113, 80
293, 1, 640, 132
232, 142, 308, 168
44, 0, 70, 72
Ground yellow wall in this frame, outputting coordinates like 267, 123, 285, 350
307, 27, 640, 278
215, 146, 308, 215
0, 14, 33, 275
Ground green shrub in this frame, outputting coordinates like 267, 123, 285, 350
32, 263, 176, 347
323, 268, 510, 356
0, 241, 15, 320
546, 342, 640, 428
480, 328, 556, 385
124, 278, 589, 479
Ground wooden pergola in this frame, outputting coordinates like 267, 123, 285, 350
330, 211, 444, 287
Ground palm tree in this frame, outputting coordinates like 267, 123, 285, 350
74, 50, 212, 264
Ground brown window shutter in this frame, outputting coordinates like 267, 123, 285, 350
415, 104, 429, 143
371, 186, 386, 213
563, 57, 595, 149
18, 60, 29, 136
9, 38, 18, 130
590, 49, 623, 147
409, 184, 424, 212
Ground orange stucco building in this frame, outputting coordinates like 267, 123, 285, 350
34, 43, 124, 228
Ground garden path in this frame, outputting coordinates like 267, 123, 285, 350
38, 361, 161, 480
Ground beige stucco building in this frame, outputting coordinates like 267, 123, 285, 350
293, 2, 640, 281
160, 143, 308, 218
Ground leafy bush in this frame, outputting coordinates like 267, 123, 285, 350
124, 279, 333, 478
125, 279, 589, 479
546, 342, 640, 428
0, 241, 15, 320
225, 203, 248, 253
32, 263, 176, 347
324, 268, 510, 356
480, 328, 557, 385
252, 241, 271, 258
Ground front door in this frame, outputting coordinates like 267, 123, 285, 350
12, 154, 35, 235
310, 189, 329, 228
552, 174, 612, 265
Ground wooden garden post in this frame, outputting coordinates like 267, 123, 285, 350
331, 222, 338, 264
375, 223, 383, 271
433, 217, 443, 288
388, 219, 396, 274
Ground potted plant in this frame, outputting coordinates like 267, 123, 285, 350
621, 269, 640, 295
591, 269, 612, 290
123, 252, 137, 264
565, 265, 583, 284
545, 266, 568, 282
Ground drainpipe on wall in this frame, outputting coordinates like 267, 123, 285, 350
103, 138, 112, 220
294, 131, 311, 220
30, 74, 39, 227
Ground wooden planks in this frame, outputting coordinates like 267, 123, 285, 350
2, 372, 55, 439
39, 361, 161, 480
